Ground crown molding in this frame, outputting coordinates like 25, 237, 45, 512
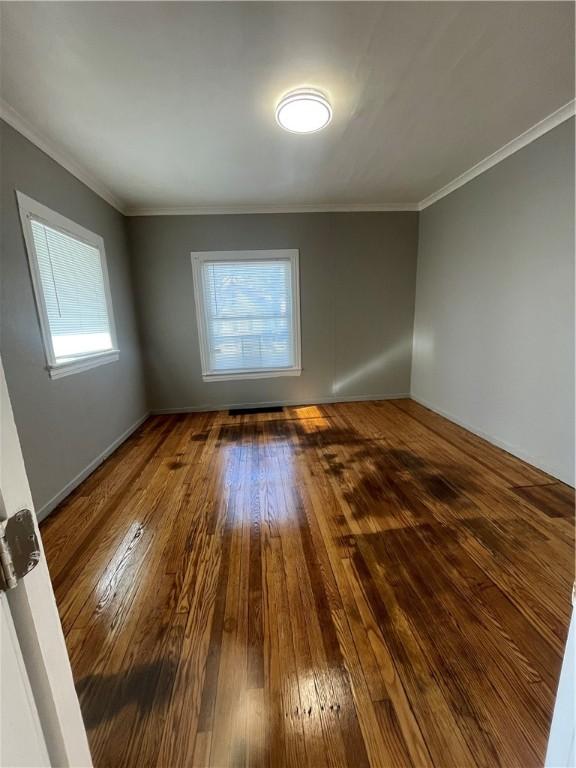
119, 99, 576, 216
3, 96, 573, 218
419, 99, 576, 210
0, 99, 126, 213
125, 201, 419, 216
1, 103, 416, 216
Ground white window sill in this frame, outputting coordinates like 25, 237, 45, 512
202, 367, 301, 382
49, 350, 119, 379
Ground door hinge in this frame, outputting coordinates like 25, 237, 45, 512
0, 509, 41, 592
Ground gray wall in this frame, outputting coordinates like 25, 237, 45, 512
1, 121, 148, 517
412, 119, 575, 485
128, 212, 419, 411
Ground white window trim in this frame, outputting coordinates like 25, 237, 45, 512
16, 192, 119, 379
191, 249, 302, 382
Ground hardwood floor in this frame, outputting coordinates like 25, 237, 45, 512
41, 399, 574, 768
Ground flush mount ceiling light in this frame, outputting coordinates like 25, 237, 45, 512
275, 88, 332, 133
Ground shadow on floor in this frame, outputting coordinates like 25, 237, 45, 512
76, 659, 177, 728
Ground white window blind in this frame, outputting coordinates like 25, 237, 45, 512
17, 192, 119, 378
192, 250, 301, 380
29, 220, 113, 360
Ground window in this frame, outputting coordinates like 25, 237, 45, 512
17, 192, 119, 379
191, 249, 301, 381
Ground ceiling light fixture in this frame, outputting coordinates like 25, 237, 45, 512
275, 88, 332, 134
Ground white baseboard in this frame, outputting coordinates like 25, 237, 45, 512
150, 392, 410, 415
36, 412, 150, 522
410, 394, 571, 485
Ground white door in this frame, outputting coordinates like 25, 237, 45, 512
546, 609, 575, 768
0, 356, 92, 767
1, 598, 49, 766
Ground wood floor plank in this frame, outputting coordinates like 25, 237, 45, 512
41, 400, 574, 767
391, 399, 555, 488
383, 526, 551, 754
350, 542, 480, 768
511, 481, 575, 519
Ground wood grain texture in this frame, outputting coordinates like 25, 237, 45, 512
41, 400, 574, 768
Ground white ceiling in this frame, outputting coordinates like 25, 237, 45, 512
1, 2, 574, 213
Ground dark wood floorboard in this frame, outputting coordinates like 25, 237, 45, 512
41, 399, 575, 768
